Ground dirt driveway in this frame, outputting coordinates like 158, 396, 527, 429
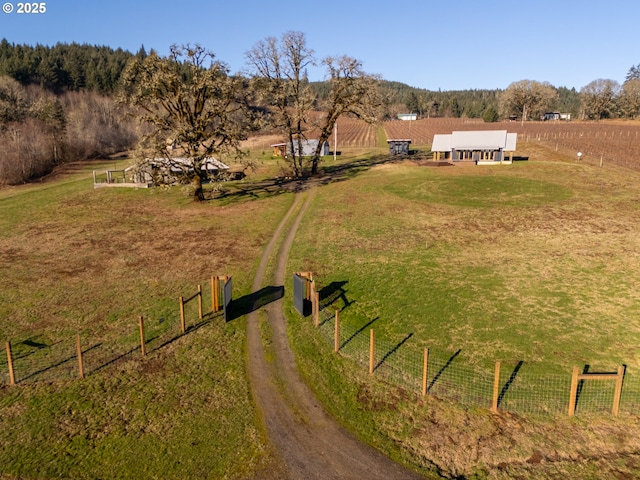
245, 188, 425, 479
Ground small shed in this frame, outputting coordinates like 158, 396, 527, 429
387, 139, 411, 155
271, 139, 330, 157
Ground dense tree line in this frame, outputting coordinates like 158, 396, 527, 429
0, 41, 141, 185
0, 39, 143, 94
0, 76, 136, 185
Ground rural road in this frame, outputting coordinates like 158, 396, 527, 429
245, 187, 425, 479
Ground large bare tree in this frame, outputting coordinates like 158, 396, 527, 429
310, 55, 382, 174
579, 78, 620, 120
120, 44, 253, 201
499, 80, 557, 122
245, 31, 315, 177
246, 31, 382, 176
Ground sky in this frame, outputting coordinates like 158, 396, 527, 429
1, 0, 638, 91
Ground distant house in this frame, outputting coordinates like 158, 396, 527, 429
397, 113, 417, 121
431, 130, 517, 164
543, 112, 571, 121
387, 139, 411, 155
271, 139, 330, 157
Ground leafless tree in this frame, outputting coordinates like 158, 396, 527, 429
499, 80, 557, 122
120, 44, 254, 201
310, 55, 382, 174
579, 79, 620, 120
245, 31, 315, 177
246, 31, 382, 176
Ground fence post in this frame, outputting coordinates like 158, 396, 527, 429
139, 316, 146, 357
197, 284, 203, 319
5, 342, 15, 386
211, 276, 218, 312
76, 334, 84, 379
314, 291, 320, 328
334, 309, 340, 353
491, 361, 501, 413
422, 347, 429, 396
179, 296, 186, 334
568, 366, 579, 416
612, 365, 625, 416
369, 329, 375, 374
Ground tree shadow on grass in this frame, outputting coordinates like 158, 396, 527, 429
210, 153, 398, 205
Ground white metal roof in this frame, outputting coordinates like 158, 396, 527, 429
431, 130, 517, 152
431, 134, 451, 151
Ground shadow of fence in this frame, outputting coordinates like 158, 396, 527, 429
310, 292, 639, 417
1, 308, 223, 386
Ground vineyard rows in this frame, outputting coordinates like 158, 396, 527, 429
381, 118, 640, 171
333, 118, 378, 147
251, 116, 640, 171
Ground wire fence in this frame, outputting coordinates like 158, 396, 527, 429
1, 280, 226, 386
313, 300, 640, 417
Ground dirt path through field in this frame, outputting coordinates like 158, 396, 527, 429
245, 187, 424, 479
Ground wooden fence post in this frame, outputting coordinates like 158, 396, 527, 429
612, 365, 625, 416
568, 366, 579, 416
369, 329, 375, 374
314, 291, 320, 327
422, 347, 429, 397
6, 342, 15, 386
211, 276, 218, 312
76, 334, 84, 379
179, 296, 186, 334
334, 309, 340, 353
197, 284, 203, 320
139, 316, 146, 357
491, 361, 501, 413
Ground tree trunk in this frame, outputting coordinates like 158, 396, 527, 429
192, 175, 205, 202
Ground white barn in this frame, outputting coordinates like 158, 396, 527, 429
431, 130, 517, 164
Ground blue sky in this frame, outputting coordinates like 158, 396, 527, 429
1, 0, 638, 91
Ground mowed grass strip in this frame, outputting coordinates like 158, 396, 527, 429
0, 161, 295, 478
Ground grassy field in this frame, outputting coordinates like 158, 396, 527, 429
3, 141, 640, 479
286, 141, 640, 478
290, 147, 640, 373
0, 160, 294, 478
